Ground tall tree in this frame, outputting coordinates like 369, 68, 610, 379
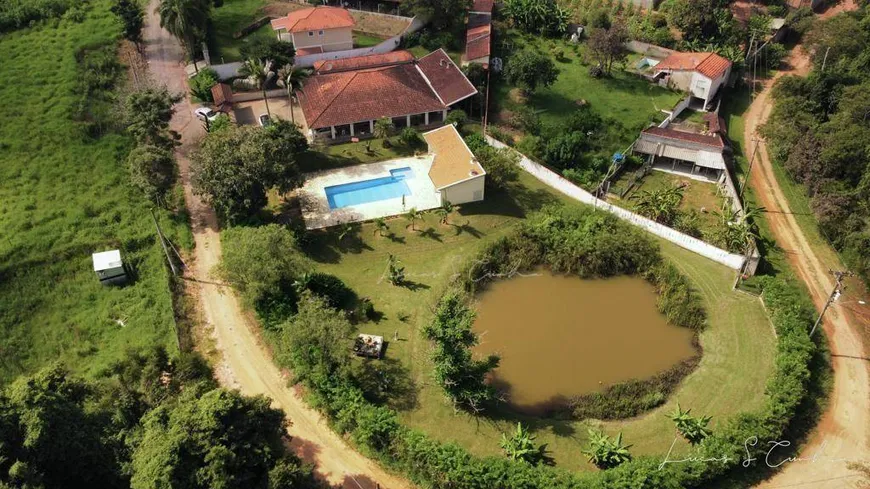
280, 292, 356, 388
277, 64, 309, 125
124, 87, 182, 148
130, 388, 310, 489
127, 144, 176, 203
240, 58, 273, 118
505, 49, 559, 95
191, 124, 307, 222
156, 0, 210, 71
401, 0, 471, 31
111, 0, 145, 48
587, 22, 628, 75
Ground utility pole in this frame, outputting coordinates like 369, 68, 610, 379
151, 208, 178, 276
740, 138, 760, 199
810, 270, 854, 336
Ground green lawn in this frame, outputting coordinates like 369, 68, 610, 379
299, 138, 421, 173
0, 3, 191, 384
305, 169, 776, 472
493, 35, 682, 151
209, 0, 272, 62
353, 31, 386, 48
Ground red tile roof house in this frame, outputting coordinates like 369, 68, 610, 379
652, 52, 733, 110
270, 7, 355, 56
463, 23, 491, 68
298, 49, 478, 142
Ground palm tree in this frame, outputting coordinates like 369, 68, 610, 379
374, 117, 395, 147
277, 64, 310, 125
373, 217, 389, 237
157, 0, 210, 72
583, 428, 632, 470
500, 423, 547, 466
631, 186, 684, 224
668, 403, 712, 445
405, 207, 422, 231
240, 58, 272, 118
437, 200, 454, 225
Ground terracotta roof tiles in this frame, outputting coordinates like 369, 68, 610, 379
313, 50, 414, 74
270, 7, 355, 34
417, 49, 478, 106
654, 52, 732, 80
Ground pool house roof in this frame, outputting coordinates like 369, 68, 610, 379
423, 124, 485, 189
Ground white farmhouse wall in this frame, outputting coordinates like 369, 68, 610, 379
690, 73, 712, 100
439, 177, 485, 205
667, 71, 694, 92
485, 136, 747, 271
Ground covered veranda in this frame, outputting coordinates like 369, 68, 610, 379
633, 138, 726, 183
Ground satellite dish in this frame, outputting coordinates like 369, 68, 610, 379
491, 57, 503, 73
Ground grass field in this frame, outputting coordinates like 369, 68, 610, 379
493, 35, 682, 152
0, 3, 191, 384
353, 31, 386, 48
300, 138, 421, 173
304, 168, 776, 471
209, 0, 271, 62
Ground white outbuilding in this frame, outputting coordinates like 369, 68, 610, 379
92, 249, 127, 285
423, 124, 486, 205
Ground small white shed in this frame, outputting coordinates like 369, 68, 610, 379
92, 249, 127, 285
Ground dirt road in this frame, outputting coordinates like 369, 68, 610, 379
142, 4, 409, 488
743, 5, 870, 487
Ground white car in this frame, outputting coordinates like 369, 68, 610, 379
194, 107, 220, 122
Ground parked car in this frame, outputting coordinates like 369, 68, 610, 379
194, 107, 220, 122
258, 113, 272, 127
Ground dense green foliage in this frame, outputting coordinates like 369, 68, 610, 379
127, 144, 177, 203
0, 2, 189, 384
219, 224, 310, 308
669, 403, 713, 445
500, 423, 550, 466
0, 349, 315, 489
423, 291, 501, 413
400, 0, 470, 32
188, 67, 220, 101
464, 133, 521, 188
505, 49, 560, 94
110, 0, 144, 45
761, 6, 870, 281
157, 0, 211, 60
502, 0, 569, 36
191, 122, 307, 222
238, 36, 295, 68
583, 429, 632, 470
0, 0, 76, 32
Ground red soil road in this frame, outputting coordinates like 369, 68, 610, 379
141, 2, 411, 488
744, 2, 869, 487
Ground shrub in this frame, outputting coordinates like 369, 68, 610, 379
507, 105, 541, 134
188, 68, 219, 102
297, 272, 357, 311
445, 109, 467, 128
398, 127, 421, 147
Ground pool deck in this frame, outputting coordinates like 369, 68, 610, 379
298, 155, 441, 230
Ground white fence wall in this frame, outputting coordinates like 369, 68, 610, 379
207, 16, 425, 77
485, 136, 747, 271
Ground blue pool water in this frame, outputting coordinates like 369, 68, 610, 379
325, 167, 414, 209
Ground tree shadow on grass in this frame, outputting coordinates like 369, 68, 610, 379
353, 355, 419, 412
418, 227, 443, 242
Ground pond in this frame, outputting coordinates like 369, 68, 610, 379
473, 272, 697, 414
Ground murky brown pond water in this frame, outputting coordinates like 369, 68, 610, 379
473, 272, 697, 413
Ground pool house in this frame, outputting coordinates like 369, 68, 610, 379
297, 124, 485, 229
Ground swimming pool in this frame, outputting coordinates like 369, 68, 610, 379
325, 167, 414, 209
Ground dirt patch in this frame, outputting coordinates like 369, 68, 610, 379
350, 11, 411, 37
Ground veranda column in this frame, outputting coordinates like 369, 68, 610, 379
424, 112, 429, 125
330, 126, 336, 139
369, 120, 374, 133
350, 123, 355, 137
406, 115, 411, 127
